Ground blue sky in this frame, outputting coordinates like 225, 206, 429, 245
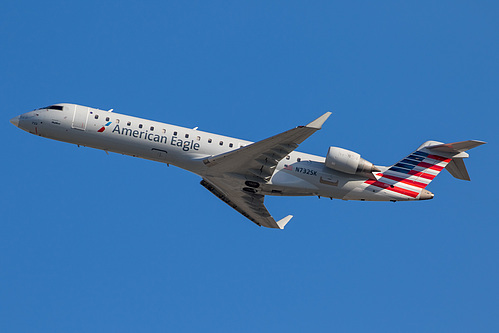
1, 1, 498, 332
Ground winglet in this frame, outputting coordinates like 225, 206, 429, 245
306, 112, 332, 129
276, 215, 293, 229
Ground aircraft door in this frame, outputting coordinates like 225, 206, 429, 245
72, 105, 89, 130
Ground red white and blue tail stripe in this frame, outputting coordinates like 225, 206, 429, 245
361, 139, 485, 200
365, 148, 451, 199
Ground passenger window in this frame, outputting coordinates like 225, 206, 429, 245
219, 141, 223, 146
116, 119, 120, 124
196, 136, 201, 141
162, 129, 166, 134
106, 117, 110, 121
139, 124, 143, 129
174, 131, 177, 136
208, 138, 212, 143
229, 143, 233, 148
94, 115, 99, 119
150, 126, 154, 131
286, 156, 290, 160
127, 121, 131, 126
297, 158, 301, 162
185, 134, 189, 138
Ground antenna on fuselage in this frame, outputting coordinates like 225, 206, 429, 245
108, 109, 114, 112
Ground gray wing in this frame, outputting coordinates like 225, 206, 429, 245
203, 112, 331, 182
200, 178, 292, 229
200, 112, 331, 229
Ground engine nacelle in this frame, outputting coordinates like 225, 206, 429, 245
325, 147, 378, 175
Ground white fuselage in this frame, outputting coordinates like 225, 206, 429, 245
11, 104, 416, 202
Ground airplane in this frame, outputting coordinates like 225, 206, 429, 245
10, 103, 485, 229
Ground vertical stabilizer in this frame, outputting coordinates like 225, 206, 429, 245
369, 140, 485, 200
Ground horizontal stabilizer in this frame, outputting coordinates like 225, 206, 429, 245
426, 140, 486, 154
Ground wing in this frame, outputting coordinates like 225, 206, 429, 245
200, 112, 331, 228
200, 178, 292, 229
203, 112, 331, 181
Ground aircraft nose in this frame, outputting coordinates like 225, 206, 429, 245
10, 116, 20, 127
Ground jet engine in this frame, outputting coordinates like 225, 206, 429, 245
325, 147, 379, 175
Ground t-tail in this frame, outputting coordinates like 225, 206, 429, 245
368, 140, 486, 200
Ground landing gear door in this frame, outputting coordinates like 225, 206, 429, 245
152, 148, 168, 160
72, 105, 89, 130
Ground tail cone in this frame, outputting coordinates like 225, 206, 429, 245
419, 189, 434, 200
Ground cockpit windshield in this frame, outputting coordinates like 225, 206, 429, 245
37, 105, 64, 111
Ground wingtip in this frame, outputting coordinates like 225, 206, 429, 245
306, 112, 332, 129
276, 215, 293, 229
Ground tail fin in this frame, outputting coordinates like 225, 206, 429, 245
373, 140, 485, 199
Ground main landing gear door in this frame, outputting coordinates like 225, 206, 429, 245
152, 148, 168, 160
72, 105, 89, 130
